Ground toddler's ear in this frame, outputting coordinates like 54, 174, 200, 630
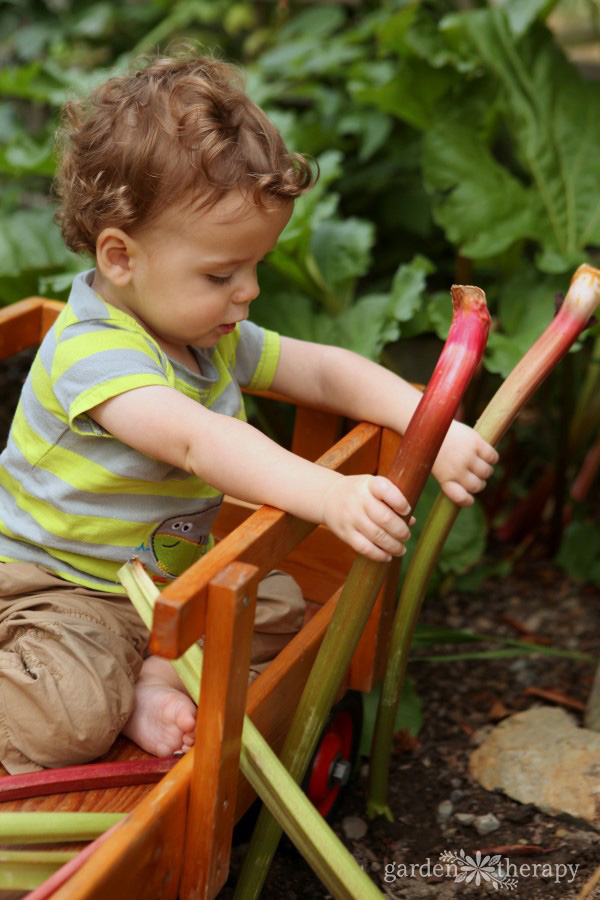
96, 228, 134, 286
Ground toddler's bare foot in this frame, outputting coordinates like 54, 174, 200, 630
123, 655, 196, 757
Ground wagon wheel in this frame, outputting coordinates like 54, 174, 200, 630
302, 691, 363, 820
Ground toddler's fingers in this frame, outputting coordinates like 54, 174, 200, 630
463, 472, 486, 494
442, 481, 474, 508
365, 495, 411, 542
363, 517, 409, 557
368, 475, 411, 517
351, 532, 397, 563
478, 439, 499, 465
471, 458, 494, 480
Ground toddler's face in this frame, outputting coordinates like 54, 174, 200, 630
113, 191, 292, 349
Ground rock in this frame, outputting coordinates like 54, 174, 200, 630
474, 812, 501, 835
455, 812, 475, 826
450, 789, 464, 803
342, 816, 368, 840
436, 800, 453, 823
470, 707, 600, 829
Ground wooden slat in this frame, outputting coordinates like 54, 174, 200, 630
181, 563, 259, 899
235, 587, 342, 818
150, 422, 381, 658
291, 406, 344, 461
50, 755, 191, 900
0, 297, 43, 359
41, 299, 65, 337
214, 500, 352, 605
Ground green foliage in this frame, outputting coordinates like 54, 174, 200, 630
557, 518, 600, 586
360, 677, 423, 755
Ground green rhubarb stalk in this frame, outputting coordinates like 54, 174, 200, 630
119, 559, 383, 899
235, 284, 491, 899
0, 812, 124, 844
0, 850, 76, 892
368, 262, 600, 820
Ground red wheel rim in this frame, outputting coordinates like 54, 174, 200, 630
306, 710, 354, 817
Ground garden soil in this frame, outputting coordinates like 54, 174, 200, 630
1, 348, 599, 899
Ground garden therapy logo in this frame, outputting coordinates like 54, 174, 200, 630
384, 849, 579, 889
439, 850, 517, 890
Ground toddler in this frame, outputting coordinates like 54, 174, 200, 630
0, 52, 498, 773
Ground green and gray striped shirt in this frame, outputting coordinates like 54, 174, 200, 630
0, 269, 281, 592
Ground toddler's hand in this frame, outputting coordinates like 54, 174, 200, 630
319, 474, 413, 562
432, 421, 499, 507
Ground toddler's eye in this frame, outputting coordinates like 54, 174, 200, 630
206, 273, 233, 285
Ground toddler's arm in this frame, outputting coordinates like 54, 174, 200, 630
88, 387, 412, 563
270, 337, 499, 507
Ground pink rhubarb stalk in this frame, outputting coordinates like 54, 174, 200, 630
234, 284, 490, 899
368, 263, 600, 820
0, 758, 177, 803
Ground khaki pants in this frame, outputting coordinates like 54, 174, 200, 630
0, 562, 304, 774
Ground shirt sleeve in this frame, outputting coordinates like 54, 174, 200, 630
233, 320, 281, 390
51, 322, 175, 436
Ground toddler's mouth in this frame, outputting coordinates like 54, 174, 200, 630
219, 323, 236, 334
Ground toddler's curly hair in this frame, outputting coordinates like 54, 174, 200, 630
54, 50, 317, 255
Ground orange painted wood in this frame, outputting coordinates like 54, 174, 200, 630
49, 754, 191, 900
349, 427, 404, 692
151, 422, 381, 658
291, 406, 344, 461
181, 563, 259, 899
0, 738, 156, 816
235, 587, 341, 818
214, 500, 352, 605
0, 297, 43, 359
41, 299, 65, 337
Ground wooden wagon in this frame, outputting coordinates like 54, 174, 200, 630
0, 296, 403, 898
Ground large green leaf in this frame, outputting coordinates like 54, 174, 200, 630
485, 268, 566, 377
0, 209, 85, 305
557, 520, 600, 587
309, 218, 375, 295
424, 10, 600, 272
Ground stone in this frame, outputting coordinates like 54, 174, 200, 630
474, 812, 501, 835
436, 800, 453, 823
455, 812, 476, 826
342, 816, 368, 840
470, 707, 600, 829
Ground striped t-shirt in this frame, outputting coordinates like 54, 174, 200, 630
0, 269, 281, 592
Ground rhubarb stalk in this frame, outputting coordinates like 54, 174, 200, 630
0, 758, 178, 803
234, 285, 490, 899
22, 821, 124, 900
0, 851, 77, 892
367, 263, 600, 820
0, 812, 124, 843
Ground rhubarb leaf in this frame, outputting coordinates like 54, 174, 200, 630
400, 478, 486, 582
485, 268, 565, 377
424, 11, 600, 273
556, 520, 600, 587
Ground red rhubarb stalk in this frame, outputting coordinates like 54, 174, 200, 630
22, 820, 124, 900
0, 758, 178, 802
234, 284, 490, 899
368, 263, 600, 820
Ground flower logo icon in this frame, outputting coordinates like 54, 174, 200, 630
439, 849, 518, 890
